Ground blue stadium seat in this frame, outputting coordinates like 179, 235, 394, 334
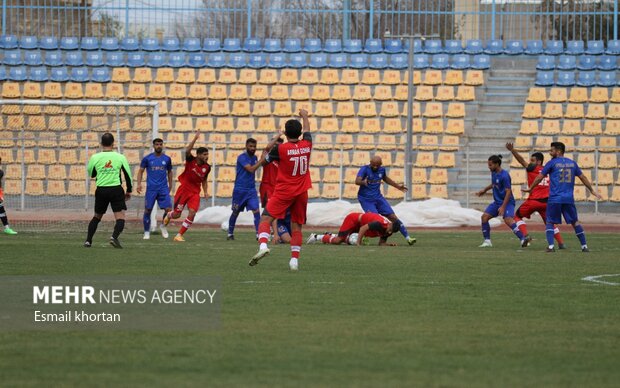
576, 71, 595, 87
576, 55, 596, 71
303, 38, 322, 53
101, 37, 119, 51
525, 40, 543, 55
243, 38, 261, 52
484, 40, 503, 55
127, 52, 146, 67
0, 34, 18, 49
283, 38, 301, 53
309, 53, 328, 68
557, 71, 576, 86
597, 55, 617, 70
544, 40, 563, 55
343, 39, 362, 53
0, 66, 7, 81
91, 67, 111, 83
141, 37, 160, 51
451, 54, 470, 69
403, 39, 423, 53
464, 39, 483, 54
384, 39, 402, 53
50, 67, 69, 82
388, 54, 407, 69
504, 40, 524, 55
413, 54, 430, 69
207, 53, 226, 68
597, 71, 617, 87
3, 50, 22, 66
44, 51, 63, 67
566, 40, 584, 55
349, 53, 368, 69
105, 52, 125, 67
444, 40, 462, 54
29, 66, 48, 82
65, 52, 83, 67
24, 52, 42, 66
166, 53, 186, 68
369, 53, 388, 69
364, 39, 383, 53
472, 54, 490, 70
162, 37, 180, 51
289, 53, 307, 68
536, 55, 555, 70
430, 54, 449, 69
585, 40, 604, 55
263, 38, 281, 53
222, 38, 241, 52
606, 40, 620, 55
535, 71, 554, 86
424, 39, 442, 54
227, 53, 247, 68
39, 36, 58, 50
183, 38, 201, 52
19, 36, 38, 50
187, 53, 206, 68
146, 53, 165, 67
557, 55, 576, 70
267, 53, 287, 68
86, 52, 104, 67
120, 37, 139, 51
80, 37, 99, 51
323, 39, 342, 53
9, 66, 27, 81
248, 53, 267, 68
71, 67, 89, 82
60, 37, 79, 50
328, 53, 347, 68
203, 38, 221, 52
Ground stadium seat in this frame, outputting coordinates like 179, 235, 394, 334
534, 135, 553, 150
282, 38, 301, 53
557, 71, 576, 86
564, 103, 584, 119
504, 40, 524, 55
388, 53, 408, 69
19, 35, 38, 50
419, 135, 439, 150
189, 100, 209, 116
343, 39, 362, 53
340, 69, 360, 84
139, 37, 159, 52
105, 51, 125, 67
59, 37, 78, 50
413, 54, 430, 69
169, 100, 189, 116
527, 87, 546, 102
228, 53, 247, 68
597, 55, 616, 70
577, 153, 595, 169
154, 68, 174, 84
451, 54, 470, 70
253, 69, 276, 85
231, 101, 251, 116
484, 40, 503, 55
175, 68, 195, 84
446, 102, 465, 118
352, 85, 372, 100
299, 69, 319, 85
188, 53, 207, 68
349, 53, 369, 69
585, 104, 605, 119
222, 38, 241, 52
442, 40, 461, 54
431, 54, 450, 70
357, 102, 376, 118
576, 71, 595, 87
577, 136, 596, 152
126, 83, 146, 100
576, 55, 596, 71
414, 152, 434, 167
1, 81, 20, 98
607, 103, 620, 119
364, 39, 383, 53
519, 120, 539, 134
536, 55, 555, 70
384, 39, 403, 53
288, 85, 309, 101
583, 120, 602, 135
211, 101, 230, 116
65, 82, 84, 99
543, 103, 563, 119
546, 87, 566, 102
382, 118, 402, 133
278, 68, 298, 84
463, 39, 482, 55
428, 168, 449, 184
229, 84, 248, 100
207, 53, 226, 68
598, 154, 617, 169
444, 70, 463, 85
24, 51, 42, 66
522, 103, 542, 119
525, 40, 543, 55
372, 85, 393, 101
566, 40, 585, 55
560, 119, 580, 135
541, 120, 560, 134
42, 51, 62, 67
312, 134, 332, 150
597, 71, 617, 87
393, 84, 409, 101
145, 53, 165, 67
262, 38, 281, 53
414, 86, 434, 101
335, 133, 354, 148
455, 85, 474, 101
422, 39, 441, 54
272, 101, 292, 117
334, 102, 354, 117
192, 117, 212, 132
167, 83, 187, 99
567, 87, 587, 103
70, 67, 89, 82
369, 54, 388, 69
465, 70, 484, 85
214, 117, 234, 133
588, 87, 608, 103
119, 37, 139, 51
584, 40, 604, 55
3, 50, 22, 66
557, 55, 576, 70
326, 53, 345, 68
445, 119, 464, 135
247, 53, 267, 69
21, 82, 42, 99
303, 38, 322, 53
545, 40, 564, 55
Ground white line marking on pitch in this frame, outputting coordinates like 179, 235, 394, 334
582, 274, 620, 286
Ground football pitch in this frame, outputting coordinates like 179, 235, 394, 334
1, 229, 619, 387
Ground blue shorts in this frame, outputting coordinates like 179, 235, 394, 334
484, 202, 516, 218
145, 188, 172, 210
358, 196, 394, 216
231, 189, 259, 213
277, 219, 291, 237
546, 202, 579, 224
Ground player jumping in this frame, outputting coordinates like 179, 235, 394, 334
505, 142, 565, 248
306, 212, 397, 246
136, 138, 173, 240
163, 130, 211, 242
0, 156, 17, 235
476, 154, 528, 248
524, 142, 601, 252
355, 155, 416, 246
249, 109, 312, 271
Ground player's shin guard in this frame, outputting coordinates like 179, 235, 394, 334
509, 223, 524, 240
545, 222, 555, 247
515, 216, 528, 237
554, 227, 564, 244
227, 211, 239, 235
143, 211, 152, 232
573, 224, 587, 247
257, 222, 270, 245
112, 219, 125, 239
481, 222, 491, 240
253, 212, 260, 233
0, 205, 8, 226
291, 231, 302, 259
179, 216, 194, 236
86, 217, 100, 243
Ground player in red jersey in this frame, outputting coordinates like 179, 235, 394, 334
259, 137, 284, 239
506, 142, 565, 248
249, 109, 312, 270
164, 130, 211, 242
306, 212, 398, 246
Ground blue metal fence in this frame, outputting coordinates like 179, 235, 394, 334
1, 0, 618, 42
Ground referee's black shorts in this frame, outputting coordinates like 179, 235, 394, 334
94, 186, 127, 214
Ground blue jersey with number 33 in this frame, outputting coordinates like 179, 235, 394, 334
541, 156, 583, 204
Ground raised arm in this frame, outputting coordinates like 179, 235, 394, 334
506, 142, 528, 169
577, 173, 602, 200
185, 129, 201, 158
299, 109, 310, 133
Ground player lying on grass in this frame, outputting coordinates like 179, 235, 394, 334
306, 212, 398, 246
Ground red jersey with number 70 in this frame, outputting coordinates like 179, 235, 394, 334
272, 137, 313, 196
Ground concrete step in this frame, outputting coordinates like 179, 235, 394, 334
485, 85, 530, 92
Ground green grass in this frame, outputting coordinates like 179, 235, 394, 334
1, 229, 619, 387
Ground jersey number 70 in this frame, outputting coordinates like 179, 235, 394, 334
290, 155, 308, 176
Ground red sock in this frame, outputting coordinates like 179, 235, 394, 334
515, 216, 528, 236
554, 226, 564, 244
291, 230, 302, 259
258, 221, 271, 245
179, 216, 193, 235
321, 234, 332, 244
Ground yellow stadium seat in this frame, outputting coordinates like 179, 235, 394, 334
257, 69, 277, 84
361, 118, 381, 134
216, 167, 236, 182
166, 150, 184, 166
510, 169, 526, 185
123, 132, 144, 149
373, 85, 393, 101
309, 85, 329, 101
1, 82, 20, 98
383, 185, 403, 200
444, 70, 464, 85
214, 117, 234, 132
415, 86, 434, 101
542, 103, 563, 119
612, 186, 620, 202
320, 69, 339, 85
341, 69, 359, 84
599, 137, 617, 152
127, 83, 146, 99
232, 101, 251, 116
218, 68, 237, 84
589, 87, 608, 103
428, 168, 448, 184
429, 184, 448, 199
541, 120, 560, 134
605, 120, 620, 135
314, 102, 334, 117
320, 168, 339, 183
440, 135, 459, 151
402, 70, 422, 85
312, 151, 330, 166
237, 117, 256, 132
112, 68, 130, 83
339, 118, 359, 133
335, 133, 354, 149
423, 70, 442, 85
165, 133, 186, 149
279, 69, 298, 84
190, 100, 209, 116
512, 185, 523, 200
583, 120, 602, 135
375, 151, 394, 166
535, 135, 553, 149
38, 149, 57, 164
270, 85, 289, 100
25, 180, 45, 195
610, 88, 620, 103
575, 170, 593, 186
358, 102, 377, 118
361, 69, 380, 85
445, 119, 465, 135
168, 83, 187, 99
66, 179, 87, 196
306, 184, 319, 199
211, 101, 230, 116
375, 135, 395, 150
435, 86, 455, 101
84, 83, 104, 99
383, 118, 403, 133
331, 150, 351, 166
274, 101, 293, 117
598, 154, 617, 169
248, 84, 268, 100
23, 104, 42, 115
208, 85, 227, 100
411, 168, 427, 184
423, 102, 443, 118
155, 68, 174, 83
585, 103, 605, 119
48, 165, 68, 180
607, 103, 620, 119
435, 152, 455, 167
1, 103, 20, 115
229, 85, 248, 100
577, 153, 595, 168
27, 115, 48, 132
596, 170, 614, 185
224, 150, 239, 166
520, 120, 539, 134
527, 87, 547, 102
514, 136, 532, 152
577, 136, 596, 151
342, 168, 358, 183
27, 165, 46, 179
320, 183, 339, 199
557, 136, 575, 150
175, 117, 194, 132
465, 70, 483, 86
21, 149, 35, 162
425, 118, 444, 134
382, 70, 401, 85
208, 133, 227, 149
251, 101, 272, 117
446, 102, 465, 118
256, 117, 276, 133
170, 100, 190, 116
48, 116, 67, 132
215, 182, 233, 197
300, 69, 319, 84
411, 184, 427, 199
331, 85, 350, 101
547, 87, 566, 103
380, 101, 400, 117
351, 151, 370, 166
569, 87, 588, 103
419, 135, 438, 150
6, 116, 24, 130
560, 120, 581, 134
65, 83, 84, 99
415, 152, 434, 167
291, 85, 310, 101
238, 69, 257, 84
193, 68, 214, 84
313, 134, 333, 150
335, 102, 354, 117
394, 85, 408, 101
22, 82, 41, 99
41, 82, 61, 99
195, 117, 214, 132
145, 83, 164, 99
131, 67, 151, 83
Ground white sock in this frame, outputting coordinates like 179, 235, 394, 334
582, 244, 587, 249
316, 234, 324, 240
549, 245, 554, 249
259, 242, 268, 250
485, 239, 491, 243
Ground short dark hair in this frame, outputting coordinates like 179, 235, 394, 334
488, 154, 503, 165
196, 147, 209, 155
391, 220, 401, 234
101, 133, 114, 147
152, 138, 163, 145
550, 141, 565, 154
284, 119, 302, 139
531, 152, 544, 163
246, 138, 257, 146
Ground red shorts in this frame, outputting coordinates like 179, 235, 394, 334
265, 190, 308, 225
259, 184, 275, 207
516, 199, 547, 221
338, 213, 361, 237
173, 187, 201, 213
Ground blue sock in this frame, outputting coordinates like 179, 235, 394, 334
228, 212, 239, 235
143, 212, 151, 232
574, 224, 587, 247
398, 222, 409, 238
253, 212, 260, 233
510, 223, 524, 240
481, 222, 491, 240
545, 222, 555, 246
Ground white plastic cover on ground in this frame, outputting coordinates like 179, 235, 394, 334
194, 198, 501, 229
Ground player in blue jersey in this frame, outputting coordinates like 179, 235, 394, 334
227, 138, 265, 240
524, 142, 601, 252
476, 154, 528, 248
135, 138, 173, 240
355, 155, 416, 246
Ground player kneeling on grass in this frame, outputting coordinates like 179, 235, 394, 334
307, 212, 398, 246
272, 210, 292, 245
476, 154, 528, 248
